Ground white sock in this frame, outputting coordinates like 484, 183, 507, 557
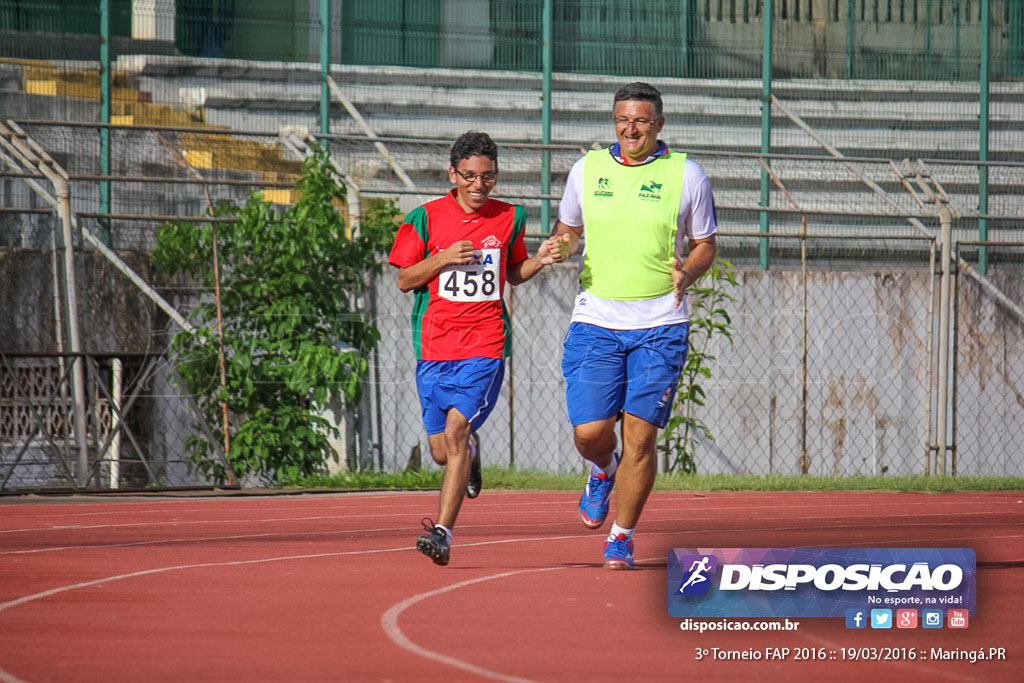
608, 523, 633, 542
596, 450, 618, 477
436, 524, 453, 543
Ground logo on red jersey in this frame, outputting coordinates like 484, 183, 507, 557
482, 235, 502, 249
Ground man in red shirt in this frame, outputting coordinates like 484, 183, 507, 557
389, 131, 566, 566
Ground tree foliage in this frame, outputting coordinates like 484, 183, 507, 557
152, 150, 399, 485
660, 257, 738, 474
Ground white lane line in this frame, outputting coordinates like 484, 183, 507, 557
0, 511, 439, 535
1, 518, 1019, 682
379, 552, 666, 681
5, 501, 1018, 536
0, 534, 595, 614
0, 533, 599, 682
0, 492, 567, 522
0, 526, 409, 555
825, 533, 1023, 547
0, 500, 588, 533
2, 492, 1014, 525
0, 491, 431, 515
378, 530, 1024, 682
3, 515, 1019, 557
381, 568, 568, 683
0, 667, 26, 683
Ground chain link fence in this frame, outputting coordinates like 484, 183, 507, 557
6, 223, 1023, 491
370, 234, 942, 479
953, 240, 1024, 476
355, 222, 1018, 481
2, 117, 1023, 489
0, 121, 304, 491
688, 237, 934, 478
0, 241, 219, 490
5, 0, 1024, 491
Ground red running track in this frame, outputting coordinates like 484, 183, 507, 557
0, 490, 1021, 682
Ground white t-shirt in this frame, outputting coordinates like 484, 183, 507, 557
558, 149, 718, 329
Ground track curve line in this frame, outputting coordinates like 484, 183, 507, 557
381, 567, 572, 682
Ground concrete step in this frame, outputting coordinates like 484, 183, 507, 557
4, 54, 1020, 248
171, 76, 1021, 128
13, 55, 1024, 141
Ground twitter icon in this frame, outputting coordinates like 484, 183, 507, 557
870, 609, 893, 629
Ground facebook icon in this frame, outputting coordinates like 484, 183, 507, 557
846, 609, 867, 629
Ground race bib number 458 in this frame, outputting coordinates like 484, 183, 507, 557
438, 249, 500, 302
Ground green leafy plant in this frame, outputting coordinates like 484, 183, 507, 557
660, 257, 738, 474
152, 150, 399, 485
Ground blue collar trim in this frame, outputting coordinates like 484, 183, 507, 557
609, 140, 668, 164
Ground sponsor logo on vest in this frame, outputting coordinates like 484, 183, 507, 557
468, 252, 495, 265
482, 234, 502, 249
639, 181, 662, 201
593, 177, 613, 197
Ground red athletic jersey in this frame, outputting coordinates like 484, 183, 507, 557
388, 191, 528, 360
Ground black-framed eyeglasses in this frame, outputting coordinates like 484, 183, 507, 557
452, 168, 498, 184
612, 117, 656, 131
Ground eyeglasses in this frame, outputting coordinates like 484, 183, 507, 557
613, 117, 657, 131
452, 168, 498, 184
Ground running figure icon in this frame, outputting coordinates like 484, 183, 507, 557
679, 556, 712, 593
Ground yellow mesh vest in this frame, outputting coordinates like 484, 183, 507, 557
579, 149, 686, 300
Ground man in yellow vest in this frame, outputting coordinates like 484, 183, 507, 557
552, 82, 719, 569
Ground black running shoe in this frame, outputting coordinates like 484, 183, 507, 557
466, 430, 482, 499
416, 517, 450, 566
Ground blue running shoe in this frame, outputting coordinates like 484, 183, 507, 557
603, 533, 634, 570
578, 453, 618, 529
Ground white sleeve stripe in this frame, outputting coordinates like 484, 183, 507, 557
557, 157, 586, 227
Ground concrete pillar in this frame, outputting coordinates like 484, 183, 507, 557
441, 0, 493, 67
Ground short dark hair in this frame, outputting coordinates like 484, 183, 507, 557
450, 131, 498, 169
613, 82, 663, 119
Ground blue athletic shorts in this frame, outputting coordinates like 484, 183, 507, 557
561, 322, 690, 428
415, 357, 505, 436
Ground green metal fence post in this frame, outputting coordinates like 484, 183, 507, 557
760, 0, 773, 270
846, 0, 855, 79
320, 0, 330, 143
979, 0, 990, 274
680, 0, 691, 77
541, 0, 552, 232
99, 0, 111, 246
954, 0, 962, 78
925, 0, 933, 79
